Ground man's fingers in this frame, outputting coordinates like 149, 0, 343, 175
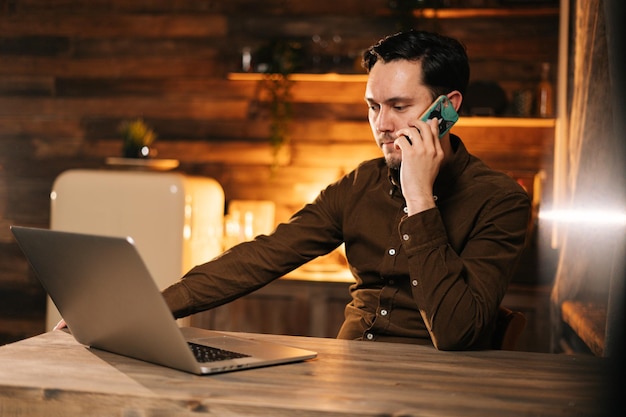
53, 319, 67, 330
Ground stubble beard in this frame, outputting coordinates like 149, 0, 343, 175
379, 133, 402, 170
384, 154, 401, 170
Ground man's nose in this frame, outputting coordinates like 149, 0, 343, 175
375, 108, 394, 133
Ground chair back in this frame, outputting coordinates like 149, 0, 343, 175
493, 306, 527, 350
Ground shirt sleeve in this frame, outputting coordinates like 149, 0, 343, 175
399, 190, 530, 350
162, 186, 346, 319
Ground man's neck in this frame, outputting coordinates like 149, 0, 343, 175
440, 133, 454, 167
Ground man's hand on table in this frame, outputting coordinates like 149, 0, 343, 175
54, 319, 67, 331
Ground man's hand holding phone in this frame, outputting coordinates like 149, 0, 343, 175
394, 95, 459, 215
395, 117, 444, 215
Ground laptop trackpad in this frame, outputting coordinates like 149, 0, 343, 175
190, 336, 261, 352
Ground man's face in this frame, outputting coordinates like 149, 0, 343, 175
365, 60, 434, 169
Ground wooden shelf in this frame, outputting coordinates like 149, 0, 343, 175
561, 300, 607, 356
228, 73, 367, 82
457, 117, 555, 128
228, 73, 556, 127
412, 7, 559, 19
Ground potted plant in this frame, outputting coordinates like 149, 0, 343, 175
119, 118, 157, 159
254, 40, 303, 166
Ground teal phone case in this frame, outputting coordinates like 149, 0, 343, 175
419, 95, 459, 138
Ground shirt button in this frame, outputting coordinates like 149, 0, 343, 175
403, 206, 408, 213
380, 309, 388, 316
366, 333, 374, 340
402, 234, 410, 241
388, 248, 396, 256
412, 279, 418, 287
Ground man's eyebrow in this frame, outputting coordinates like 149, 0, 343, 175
365, 96, 412, 104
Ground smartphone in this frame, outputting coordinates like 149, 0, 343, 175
419, 95, 459, 138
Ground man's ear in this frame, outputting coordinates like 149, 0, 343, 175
447, 90, 463, 112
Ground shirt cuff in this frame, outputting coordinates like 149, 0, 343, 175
399, 207, 448, 255
161, 283, 192, 319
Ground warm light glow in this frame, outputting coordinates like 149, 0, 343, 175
183, 197, 193, 240
243, 211, 254, 240
539, 209, 626, 226
294, 183, 328, 204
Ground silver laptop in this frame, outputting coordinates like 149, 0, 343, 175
10, 226, 317, 375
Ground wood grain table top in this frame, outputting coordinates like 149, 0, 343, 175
0, 330, 612, 416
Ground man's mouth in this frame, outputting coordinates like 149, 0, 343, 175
380, 139, 397, 151
379, 135, 392, 144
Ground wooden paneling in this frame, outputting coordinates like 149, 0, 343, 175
0, 14, 228, 37
0, 0, 559, 346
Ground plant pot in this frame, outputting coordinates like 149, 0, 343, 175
122, 143, 151, 159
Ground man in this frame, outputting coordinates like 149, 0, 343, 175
161, 30, 530, 350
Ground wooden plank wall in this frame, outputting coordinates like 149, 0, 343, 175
0, 0, 559, 344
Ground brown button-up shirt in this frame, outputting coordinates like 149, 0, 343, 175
162, 136, 530, 350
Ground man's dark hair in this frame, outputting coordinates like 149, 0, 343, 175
362, 30, 470, 99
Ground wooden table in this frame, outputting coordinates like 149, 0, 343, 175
0, 330, 612, 416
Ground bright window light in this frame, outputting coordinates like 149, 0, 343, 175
539, 209, 626, 226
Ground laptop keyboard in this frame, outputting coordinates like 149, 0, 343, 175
188, 342, 251, 363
